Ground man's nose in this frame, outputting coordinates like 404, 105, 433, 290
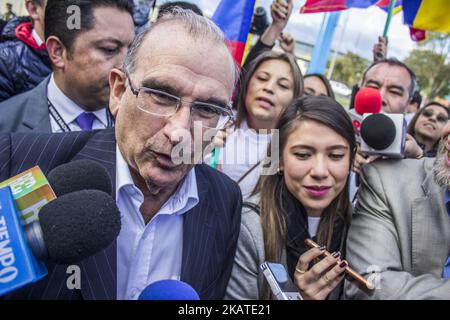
163, 104, 192, 145
379, 88, 391, 113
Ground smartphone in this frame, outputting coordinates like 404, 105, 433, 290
260, 262, 303, 300
304, 239, 375, 293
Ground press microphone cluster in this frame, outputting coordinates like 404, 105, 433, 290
349, 87, 406, 158
24, 189, 120, 264
0, 160, 120, 296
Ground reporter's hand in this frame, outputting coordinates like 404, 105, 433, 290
404, 133, 424, 159
279, 32, 295, 54
353, 146, 379, 174
293, 247, 348, 300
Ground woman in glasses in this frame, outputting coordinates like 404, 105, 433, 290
215, 50, 303, 200
407, 101, 450, 158
225, 96, 356, 300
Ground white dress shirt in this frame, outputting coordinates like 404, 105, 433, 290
31, 29, 43, 47
47, 74, 108, 133
115, 146, 199, 300
220, 120, 272, 200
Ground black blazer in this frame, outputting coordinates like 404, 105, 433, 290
0, 128, 242, 300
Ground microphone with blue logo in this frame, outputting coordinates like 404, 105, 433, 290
0, 161, 120, 296
138, 280, 200, 300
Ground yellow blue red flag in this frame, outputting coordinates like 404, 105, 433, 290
212, 0, 257, 65
403, 0, 450, 33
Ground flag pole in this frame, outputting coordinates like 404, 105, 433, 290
382, 0, 396, 38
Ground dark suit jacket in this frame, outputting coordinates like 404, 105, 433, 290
0, 128, 242, 300
0, 76, 52, 133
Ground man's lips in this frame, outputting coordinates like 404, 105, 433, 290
149, 150, 179, 169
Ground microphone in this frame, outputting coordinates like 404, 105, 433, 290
349, 87, 406, 158
47, 159, 112, 197
354, 87, 382, 115
138, 280, 200, 300
0, 188, 121, 296
348, 87, 382, 143
360, 112, 407, 158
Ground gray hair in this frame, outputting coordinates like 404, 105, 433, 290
123, 7, 239, 91
433, 142, 450, 188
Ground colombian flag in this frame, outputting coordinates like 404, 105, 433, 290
403, 0, 450, 33
212, 0, 257, 65
300, 0, 379, 13
300, 0, 404, 14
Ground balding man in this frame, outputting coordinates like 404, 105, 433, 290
1, 8, 242, 300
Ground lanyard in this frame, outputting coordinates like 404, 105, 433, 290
48, 99, 114, 132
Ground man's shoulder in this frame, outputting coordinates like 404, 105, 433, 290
0, 77, 49, 107
0, 79, 48, 131
362, 157, 432, 180
0, 130, 104, 180
195, 164, 241, 197
1, 130, 98, 152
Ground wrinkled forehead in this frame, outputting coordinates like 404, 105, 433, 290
363, 63, 412, 89
132, 24, 235, 96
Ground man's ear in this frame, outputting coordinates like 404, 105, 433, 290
109, 68, 127, 118
25, 0, 39, 21
46, 36, 67, 70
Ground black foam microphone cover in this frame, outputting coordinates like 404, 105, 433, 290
47, 159, 112, 196
38, 189, 121, 264
360, 113, 396, 150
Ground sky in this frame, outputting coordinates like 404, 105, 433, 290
5, 0, 417, 60
172, 0, 417, 61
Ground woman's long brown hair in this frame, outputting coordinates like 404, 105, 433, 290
253, 96, 357, 262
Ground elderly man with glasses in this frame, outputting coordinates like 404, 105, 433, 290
0, 8, 242, 300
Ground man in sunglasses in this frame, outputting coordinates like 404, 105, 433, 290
0, 8, 242, 300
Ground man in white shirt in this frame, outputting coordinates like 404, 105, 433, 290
0, 7, 242, 300
0, 0, 135, 133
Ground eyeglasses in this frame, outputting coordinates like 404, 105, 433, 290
126, 75, 234, 129
422, 109, 449, 124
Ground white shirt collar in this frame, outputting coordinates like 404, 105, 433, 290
47, 73, 108, 127
115, 145, 199, 217
31, 28, 44, 47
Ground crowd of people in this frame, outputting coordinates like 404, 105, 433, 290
0, 0, 448, 300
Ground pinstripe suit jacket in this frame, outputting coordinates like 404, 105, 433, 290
0, 128, 242, 300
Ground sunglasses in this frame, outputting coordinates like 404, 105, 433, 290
421, 109, 449, 123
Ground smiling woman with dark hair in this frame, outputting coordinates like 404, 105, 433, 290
225, 96, 357, 300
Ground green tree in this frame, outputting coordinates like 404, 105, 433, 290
327, 52, 370, 87
404, 32, 450, 100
